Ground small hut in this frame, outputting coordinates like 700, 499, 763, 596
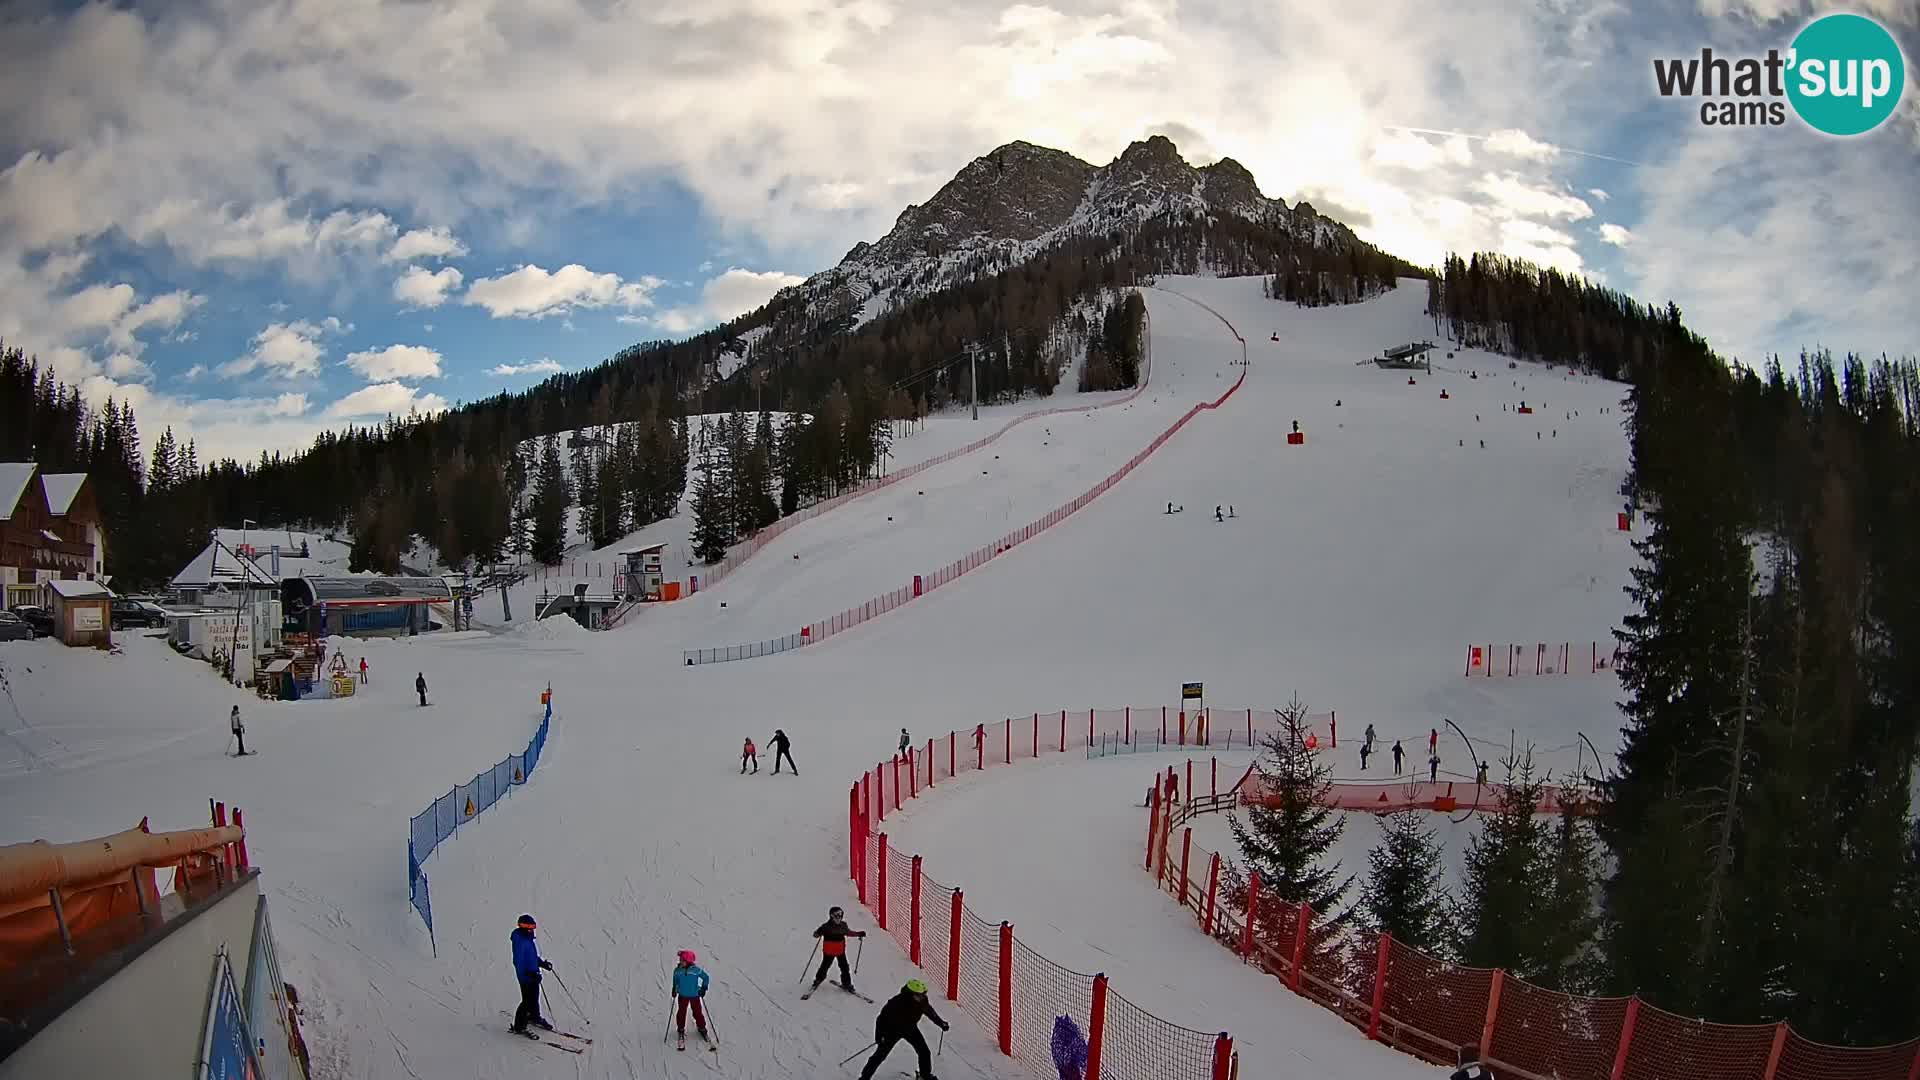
45, 578, 113, 648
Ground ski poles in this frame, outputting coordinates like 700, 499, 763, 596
548, 970, 588, 1024
854, 934, 864, 973
799, 940, 818, 984
701, 996, 721, 1047
839, 1042, 877, 1067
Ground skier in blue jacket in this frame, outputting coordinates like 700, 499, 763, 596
672, 949, 712, 1046
509, 913, 554, 1036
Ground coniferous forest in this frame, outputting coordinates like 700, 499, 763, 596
1226, 253, 1920, 1047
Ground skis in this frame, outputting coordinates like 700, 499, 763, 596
676, 1030, 717, 1052
500, 1026, 585, 1054
804, 983, 873, 1003
499, 1014, 592, 1046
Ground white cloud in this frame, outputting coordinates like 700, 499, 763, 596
327, 381, 450, 418
180, 364, 208, 381
386, 226, 468, 263
1598, 223, 1632, 246
488, 359, 566, 377
105, 351, 149, 380
463, 263, 663, 319
1370, 130, 1473, 172
647, 266, 807, 336
125, 200, 398, 273
1588, 188, 1610, 202
268, 392, 311, 417
393, 265, 463, 308
221, 318, 346, 379
345, 343, 443, 381
1484, 129, 1560, 161
1472, 173, 1595, 222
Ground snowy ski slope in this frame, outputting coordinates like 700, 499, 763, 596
0, 275, 1637, 1079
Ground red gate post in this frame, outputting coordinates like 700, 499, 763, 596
1187, 759, 1194, 807
1608, 997, 1640, 1080
849, 785, 860, 884
1203, 853, 1221, 935
1290, 903, 1311, 991
1480, 969, 1506, 1062
1144, 786, 1161, 871
1161, 707, 1168, 745
1088, 710, 1095, 749
977, 728, 984, 771
1368, 933, 1391, 1041
1246, 709, 1253, 747
1330, 711, 1337, 748
1086, 973, 1109, 1080
1032, 712, 1038, 759
926, 740, 935, 788
1004, 719, 1011, 765
910, 855, 923, 966
877, 837, 890, 930
232, 809, 249, 870
997, 922, 1014, 1057
894, 759, 903, 811
1124, 707, 1131, 745
1212, 1034, 1233, 1080
1212, 757, 1219, 799
947, 889, 964, 1002
949, 731, 955, 778
1060, 710, 1066, 752
909, 749, 918, 798
1179, 828, 1193, 907
877, 764, 887, 822
1240, 873, 1261, 959
1179, 709, 1187, 746
1761, 1023, 1788, 1080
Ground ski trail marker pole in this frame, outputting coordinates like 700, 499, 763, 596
799, 940, 818, 984
549, 970, 589, 1023
839, 1042, 877, 1067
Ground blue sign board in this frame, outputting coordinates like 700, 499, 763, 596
200, 950, 258, 1080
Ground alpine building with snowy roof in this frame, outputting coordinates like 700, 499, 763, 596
0, 463, 105, 610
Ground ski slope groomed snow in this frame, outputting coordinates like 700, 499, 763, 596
0, 275, 1642, 1079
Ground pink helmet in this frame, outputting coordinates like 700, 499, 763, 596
678, 949, 696, 964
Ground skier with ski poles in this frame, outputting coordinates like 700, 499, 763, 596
229, 705, 248, 756
741, 737, 758, 774
807, 905, 868, 995
769, 729, 797, 774
509, 914, 555, 1036
670, 949, 712, 1050
856, 979, 950, 1080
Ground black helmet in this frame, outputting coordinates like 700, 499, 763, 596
829, 905, 845, 919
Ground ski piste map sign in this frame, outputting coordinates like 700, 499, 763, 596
200, 949, 260, 1080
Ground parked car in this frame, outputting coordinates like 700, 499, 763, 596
0, 611, 34, 641
111, 598, 167, 629
9, 605, 53, 638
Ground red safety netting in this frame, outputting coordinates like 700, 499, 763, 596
919, 869, 955, 1005
1381, 938, 1494, 1063
1008, 936, 1095, 1076
1775, 1032, 1920, 1080
1619, 1002, 1776, 1080
886, 851, 914, 956
957, 908, 1001, 1036
1490, 978, 1630, 1080
1100, 985, 1219, 1080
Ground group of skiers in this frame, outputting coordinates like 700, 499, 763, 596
741, 729, 797, 774
1344, 723, 1489, 784
508, 905, 953, 1077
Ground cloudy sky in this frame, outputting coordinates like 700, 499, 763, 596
1, 0, 1915, 462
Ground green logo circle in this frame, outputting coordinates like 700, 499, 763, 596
1787, 13, 1906, 136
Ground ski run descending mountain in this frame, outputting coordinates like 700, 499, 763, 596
0, 274, 1643, 1079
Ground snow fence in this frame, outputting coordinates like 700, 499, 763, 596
846, 706, 1285, 1080
1145, 768, 1920, 1080
685, 295, 1241, 665
406, 690, 554, 954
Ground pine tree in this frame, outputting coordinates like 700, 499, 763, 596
593, 449, 625, 547
1360, 809, 1450, 952
572, 433, 599, 547
1454, 753, 1554, 976
1228, 698, 1353, 916
1536, 805, 1602, 993
688, 455, 732, 564
529, 435, 570, 565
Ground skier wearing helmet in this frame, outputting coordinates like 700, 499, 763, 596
671, 949, 712, 1049
857, 978, 949, 1080
810, 905, 868, 993
508, 914, 554, 1036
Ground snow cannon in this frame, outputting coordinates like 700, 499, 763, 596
1286, 420, 1305, 446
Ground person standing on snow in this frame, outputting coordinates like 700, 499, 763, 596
1391, 740, 1404, 775
811, 905, 868, 992
857, 979, 950, 1080
1364, 723, 1376, 751
415, 672, 428, 707
1428, 753, 1441, 783
741, 737, 758, 774
769, 729, 797, 774
509, 914, 554, 1036
358, 656, 368, 684
230, 705, 248, 756
1359, 740, 1372, 770
671, 950, 711, 1046
898, 728, 911, 756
